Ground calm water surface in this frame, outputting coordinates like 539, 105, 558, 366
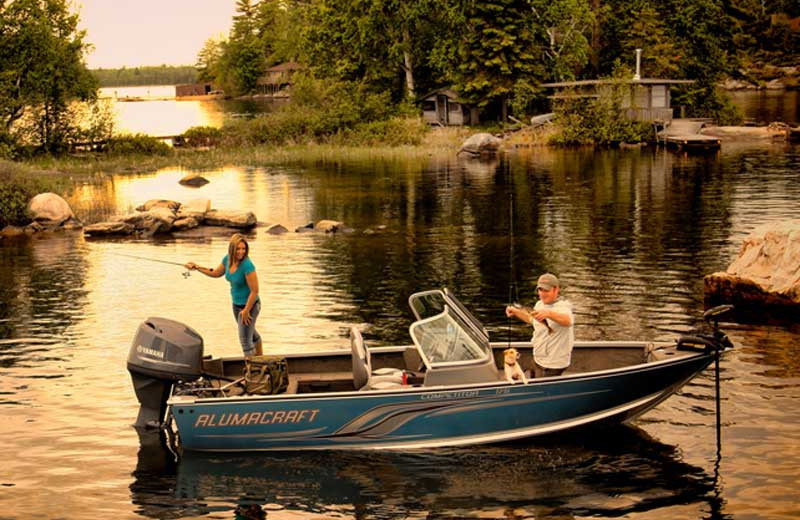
1, 142, 800, 518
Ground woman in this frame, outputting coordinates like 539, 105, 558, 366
185, 233, 262, 357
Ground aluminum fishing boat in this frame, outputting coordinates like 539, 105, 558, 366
127, 289, 733, 452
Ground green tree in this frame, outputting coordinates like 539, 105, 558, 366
0, 0, 97, 153
224, 0, 266, 95
598, 0, 679, 78
456, 0, 537, 121
196, 36, 225, 83
303, 0, 451, 101
530, 0, 594, 81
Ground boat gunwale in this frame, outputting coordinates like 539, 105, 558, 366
167, 343, 718, 406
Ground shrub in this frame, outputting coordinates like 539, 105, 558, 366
181, 126, 224, 147
0, 164, 56, 227
218, 76, 400, 146
549, 84, 655, 146
105, 134, 171, 156
330, 117, 429, 146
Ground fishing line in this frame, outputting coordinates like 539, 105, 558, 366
507, 164, 519, 348
108, 251, 192, 278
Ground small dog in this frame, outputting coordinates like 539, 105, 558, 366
503, 348, 528, 384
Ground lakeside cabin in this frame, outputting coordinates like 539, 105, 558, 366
256, 61, 304, 97
539, 78, 695, 124
421, 88, 479, 126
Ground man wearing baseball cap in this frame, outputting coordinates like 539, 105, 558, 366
505, 272, 575, 378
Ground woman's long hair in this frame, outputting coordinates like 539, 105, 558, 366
227, 233, 249, 270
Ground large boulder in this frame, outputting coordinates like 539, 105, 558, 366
459, 133, 502, 156
177, 198, 211, 220
204, 209, 257, 229
115, 206, 177, 237
136, 199, 181, 212
27, 193, 75, 226
705, 220, 800, 316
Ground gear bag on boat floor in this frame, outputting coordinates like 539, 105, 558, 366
244, 356, 289, 394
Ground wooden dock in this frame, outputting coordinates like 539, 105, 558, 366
662, 134, 721, 150
658, 119, 721, 151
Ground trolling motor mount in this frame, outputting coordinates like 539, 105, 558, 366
676, 305, 735, 353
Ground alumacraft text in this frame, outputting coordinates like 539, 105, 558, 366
194, 409, 320, 428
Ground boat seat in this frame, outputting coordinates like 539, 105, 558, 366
350, 327, 404, 391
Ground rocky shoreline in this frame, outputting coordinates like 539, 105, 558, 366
0, 192, 355, 242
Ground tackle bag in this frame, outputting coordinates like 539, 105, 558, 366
243, 355, 289, 394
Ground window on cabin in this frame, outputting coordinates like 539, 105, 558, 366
422, 101, 436, 112
651, 86, 667, 108
448, 102, 460, 112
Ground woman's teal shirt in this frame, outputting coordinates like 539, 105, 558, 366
222, 255, 257, 306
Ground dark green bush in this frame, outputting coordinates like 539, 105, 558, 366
550, 89, 654, 146
217, 76, 401, 147
181, 126, 224, 147
330, 117, 428, 146
0, 165, 55, 227
105, 134, 171, 156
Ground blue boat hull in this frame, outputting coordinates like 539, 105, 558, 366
168, 352, 714, 452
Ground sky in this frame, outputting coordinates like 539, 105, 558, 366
75, 0, 238, 69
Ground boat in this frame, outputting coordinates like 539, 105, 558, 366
127, 289, 734, 452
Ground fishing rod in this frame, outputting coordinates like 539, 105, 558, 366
506, 167, 553, 336
108, 252, 192, 278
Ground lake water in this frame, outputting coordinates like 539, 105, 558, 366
2, 90, 800, 518
2, 141, 799, 519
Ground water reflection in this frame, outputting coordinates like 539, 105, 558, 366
2, 143, 799, 518
97, 86, 283, 136
129, 426, 720, 519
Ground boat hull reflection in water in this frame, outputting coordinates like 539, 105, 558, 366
129, 426, 722, 519
130, 289, 735, 452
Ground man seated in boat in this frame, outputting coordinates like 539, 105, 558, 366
505, 273, 575, 378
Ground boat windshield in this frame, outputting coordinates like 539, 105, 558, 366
408, 290, 447, 321
409, 304, 492, 367
409, 289, 490, 343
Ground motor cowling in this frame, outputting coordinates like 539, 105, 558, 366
127, 317, 204, 428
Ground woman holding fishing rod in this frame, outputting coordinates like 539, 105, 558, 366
184, 233, 263, 357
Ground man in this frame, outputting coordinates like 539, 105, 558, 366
505, 273, 574, 378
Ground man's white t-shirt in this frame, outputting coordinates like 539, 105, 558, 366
531, 298, 574, 369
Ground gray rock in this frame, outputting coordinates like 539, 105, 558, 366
179, 173, 210, 187
27, 193, 75, 226
459, 133, 502, 156
204, 209, 257, 229
136, 199, 181, 212
0, 225, 25, 238
172, 217, 200, 231
265, 224, 288, 235
315, 219, 343, 233
84, 221, 136, 236
705, 219, 800, 311
176, 198, 210, 220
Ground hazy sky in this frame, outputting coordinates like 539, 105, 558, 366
76, 0, 238, 69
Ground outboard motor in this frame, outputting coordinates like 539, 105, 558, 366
127, 317, 204, 428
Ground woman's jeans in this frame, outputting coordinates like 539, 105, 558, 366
232, 299, 261, 356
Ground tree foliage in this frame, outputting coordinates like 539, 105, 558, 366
92, 66, 197, 87
196, 0, 794, 125
0, 0, 97, 153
